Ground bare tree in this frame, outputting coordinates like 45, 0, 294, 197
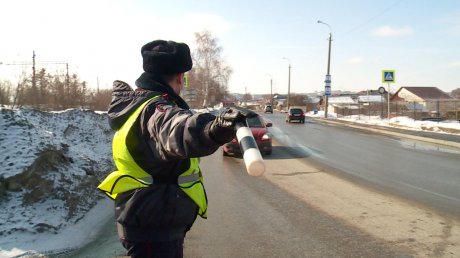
191, 31, 232, 108
11, 70, 29, 108
88, 88, 112, 111
290, 94, 307, 106
3, 64, 107, 111
0, 80, 13, 106
51, 74, 66, 109
9, 67, 90, 110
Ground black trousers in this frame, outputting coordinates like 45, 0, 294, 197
121, 238, 184, 258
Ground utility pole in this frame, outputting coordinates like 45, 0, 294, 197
1, 51, 68, 84
32, 50, 37, 108
32, 50, 36, 92
270, 78, 273, 108
325, 32, 332, 118
244, 85, 247, 107
0, 51, 69, 108
287, 64, 291, 110
282, 57, 291, 111
318, 20, 333, 118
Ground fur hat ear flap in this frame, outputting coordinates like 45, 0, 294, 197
141, 40, 193, 74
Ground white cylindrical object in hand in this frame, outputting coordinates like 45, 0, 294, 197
236, 126, 265, 176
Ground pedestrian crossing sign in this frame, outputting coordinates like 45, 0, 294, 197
382, 70, 395, 83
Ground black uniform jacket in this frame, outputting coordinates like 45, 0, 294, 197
108, 73, 232, 242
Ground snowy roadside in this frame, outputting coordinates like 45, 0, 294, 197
0, 107, 114, 257
305, 110, 460, 135
0, 199, 113, 258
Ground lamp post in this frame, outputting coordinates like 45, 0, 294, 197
317, 20, 332, 118
282, 57, 291, 111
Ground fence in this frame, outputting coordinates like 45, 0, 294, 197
333, 99, 460, 121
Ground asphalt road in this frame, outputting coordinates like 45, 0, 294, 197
184, 150, 410, 258
265, 112, 460, 216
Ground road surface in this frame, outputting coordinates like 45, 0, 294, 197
266, 112, 460, 216
184, 150, 411, 257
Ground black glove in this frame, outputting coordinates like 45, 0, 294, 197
232, 106, 258, 125
209, 107, 257, 144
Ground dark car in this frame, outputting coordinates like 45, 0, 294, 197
223, 115, 273, 156
286, 108, 305, 123
264, 105, 273, 113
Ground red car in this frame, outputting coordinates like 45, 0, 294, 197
223, 115, 273, 156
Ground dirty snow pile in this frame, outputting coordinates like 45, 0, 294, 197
0, 107, 114, 257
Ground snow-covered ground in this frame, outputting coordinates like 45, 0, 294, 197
0, 107, 114, 257
0, 106, 458, 257
306, 110, 460, 135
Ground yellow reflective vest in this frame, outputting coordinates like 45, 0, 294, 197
98, 95, 208, 218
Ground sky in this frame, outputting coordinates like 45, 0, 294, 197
1, 0, 460, 95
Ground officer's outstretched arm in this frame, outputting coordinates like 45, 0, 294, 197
146, 103, 221, 160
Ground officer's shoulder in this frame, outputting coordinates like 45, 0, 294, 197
145, 95, 175, 113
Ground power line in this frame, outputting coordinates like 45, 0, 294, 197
341, 0, 406, 38
0, 51, 70, 99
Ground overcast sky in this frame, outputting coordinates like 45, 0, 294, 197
1, 0, 460, 95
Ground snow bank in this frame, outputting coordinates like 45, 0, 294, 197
306, 110, 460, 135
0, 107, 114, 256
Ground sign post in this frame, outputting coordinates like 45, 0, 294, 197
324, 74, 331, 118
382, 70, 395, 121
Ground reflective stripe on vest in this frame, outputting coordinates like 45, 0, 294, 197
178, 157, 207, 218
97, 95, 208, 218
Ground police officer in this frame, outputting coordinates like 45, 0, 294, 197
98, 40, 254, 257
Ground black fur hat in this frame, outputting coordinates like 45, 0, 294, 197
141, 40, 193, 75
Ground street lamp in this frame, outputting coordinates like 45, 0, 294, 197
282, 57, 291, 111
317, 20, 333, 118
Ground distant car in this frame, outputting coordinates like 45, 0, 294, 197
286, 108, 305, 123
223, 115, 273, 156
264, 105, 273, 113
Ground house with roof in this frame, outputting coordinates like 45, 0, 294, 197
391, 87, 452, 102
391, 86, 455, 117
325, 93, 387, 117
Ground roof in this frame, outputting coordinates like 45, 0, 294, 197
358, 95, 384, 103
393, 87, 452, 101
327, 96, 355, 104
